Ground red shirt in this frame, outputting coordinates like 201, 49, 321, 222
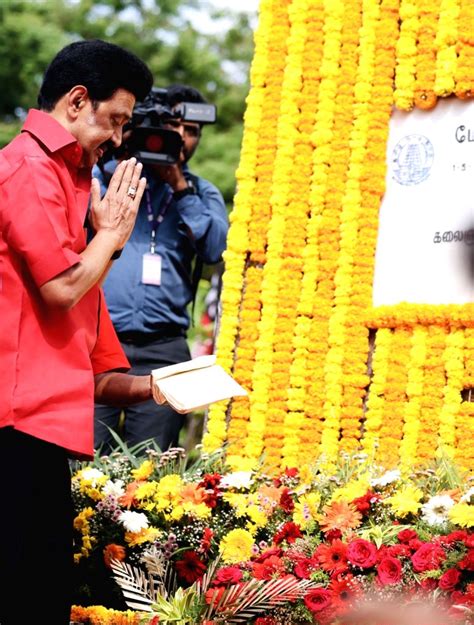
0, 109, 129, 459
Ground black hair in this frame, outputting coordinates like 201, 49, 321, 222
165, 84, 207, 108
38, 39, 153, 111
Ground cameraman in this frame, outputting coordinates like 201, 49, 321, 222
94, 84, 229, 454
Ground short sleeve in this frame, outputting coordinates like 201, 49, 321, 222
91, 291, 130, 375
1, 156, 82, 286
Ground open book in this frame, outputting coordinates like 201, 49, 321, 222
152, 355, 248, 414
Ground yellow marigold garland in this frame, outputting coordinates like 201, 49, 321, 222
399, 327, 427, 474
433, 0, 460, 96
204, 0, 474, 474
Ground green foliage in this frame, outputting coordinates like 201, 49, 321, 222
0, 0, 254, 194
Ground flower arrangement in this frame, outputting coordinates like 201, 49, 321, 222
71, 444, 474, 624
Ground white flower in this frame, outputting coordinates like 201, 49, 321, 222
220, 471, 254, 489
421, 494, 455, 527
118, 511, 149, 533
103, 479, 125, 498
370, 469, 401, 488
80, 468, 105, 486
460, 487, 474, 504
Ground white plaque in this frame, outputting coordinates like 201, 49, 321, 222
372, 98, 474, 306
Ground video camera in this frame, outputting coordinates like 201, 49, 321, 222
112, 87, 216, 166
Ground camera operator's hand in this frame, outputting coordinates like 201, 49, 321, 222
156, 162, 188, 192
90, 157, 146, 250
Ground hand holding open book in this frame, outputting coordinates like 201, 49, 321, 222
152, 355, 248, 414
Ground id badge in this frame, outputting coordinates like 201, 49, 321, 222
142, 253, 162, 286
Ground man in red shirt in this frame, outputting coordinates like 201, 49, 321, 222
0, 40, 154, 625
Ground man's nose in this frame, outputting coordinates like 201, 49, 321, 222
111, 126, 123, 147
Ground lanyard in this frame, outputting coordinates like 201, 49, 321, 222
145, 186, 173, 254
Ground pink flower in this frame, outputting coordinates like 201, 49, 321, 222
347, 538, 378, 569
377, 556, 402, 585
213, 566, 243, 586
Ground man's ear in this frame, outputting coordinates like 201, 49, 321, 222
66, 85, 90, 119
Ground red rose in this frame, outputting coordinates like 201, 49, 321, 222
441, 530, 468, 545
352, 491, 379, 514
439, 568, 461, 590
213, 566, 243, 586
377, 556, 402, 585
255, 619, 276, 625
386, 543, 411, 558
419, 577, 437, 591
465, 534, 474, 548
397, 528, 418, 543
459, 549, 474, 571
304, 587, 332, 612
347, 539, 378, 569
408, 538, 423, 551
411, 543, 446, 573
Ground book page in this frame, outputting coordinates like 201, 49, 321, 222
152, 354, 216, 381
153, 364, 247, 413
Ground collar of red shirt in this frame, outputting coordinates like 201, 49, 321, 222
22, 109, 84, 167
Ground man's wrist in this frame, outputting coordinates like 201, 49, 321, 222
173, 179, 197, 201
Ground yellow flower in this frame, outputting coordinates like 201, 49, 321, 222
131, 460, 154, 481
219, 528, 255, 564
448, 503, 474, 528
293, 492, 321, 529
124, 527, 161, 547
385, 485, 423, 517
331, 478, 370, 502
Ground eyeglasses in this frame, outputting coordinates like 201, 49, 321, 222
164, 119, 201, 138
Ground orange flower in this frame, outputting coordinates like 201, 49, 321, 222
103, 543, 126, 569
119, 481, 141, 508
180, 483, 206, 504
319, 501, 362, 533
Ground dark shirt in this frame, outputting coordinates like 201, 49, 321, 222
94, 161, 228, 333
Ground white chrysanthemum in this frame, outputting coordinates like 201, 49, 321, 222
460, 487, 474, 504
421, 494, 455, 527
80, 468, 105, 485
103, 479, 125, 498
370, 469, 401, 488
220, 471, 254, 489
118, 511, 149, 533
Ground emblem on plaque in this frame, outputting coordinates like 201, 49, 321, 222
392, 134, 434, 186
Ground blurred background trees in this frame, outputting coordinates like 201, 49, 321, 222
0, 0, 256, 204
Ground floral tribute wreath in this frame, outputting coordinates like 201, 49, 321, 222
202, 0, 474, 475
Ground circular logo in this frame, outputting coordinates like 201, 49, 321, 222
392, 134, 434, 185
